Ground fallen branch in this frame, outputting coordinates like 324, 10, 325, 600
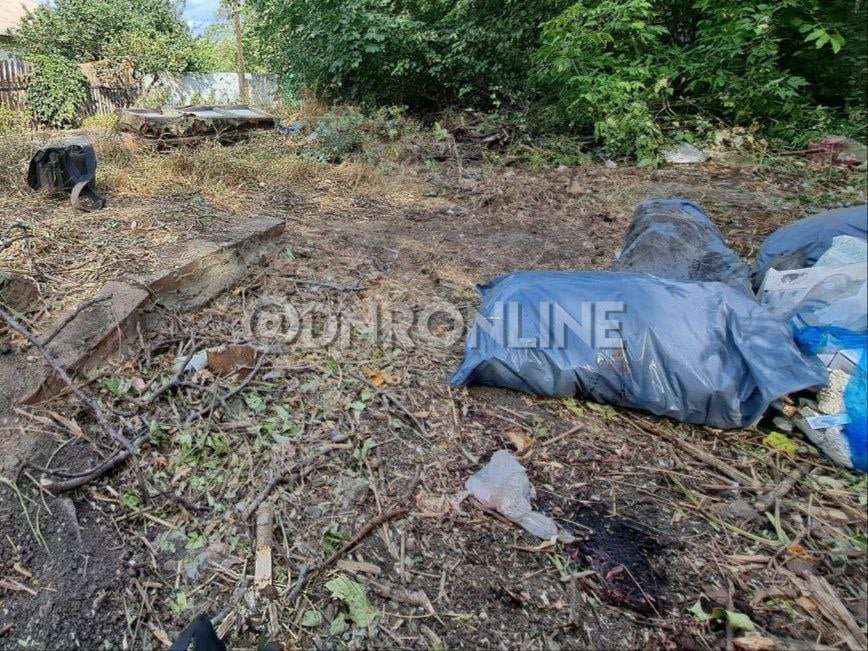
234, 433, 350, 519
185, 354, 266, 422
40, 433, 150, 493
632, 418, 760, 490
755, 463, 810, 513
285, 508, 409, 604
351, 372, 429, 439
321, 508, 408, 571
140, 338, 196, 405
363, 579, 435, 615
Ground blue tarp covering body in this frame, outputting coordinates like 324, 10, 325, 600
753, 204, 868, 287
450, 271, 827, 429
614, 199, 752, 295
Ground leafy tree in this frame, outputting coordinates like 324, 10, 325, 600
192, 19, 268, 74
16, 0, 199, 75
246, 0, 866, 159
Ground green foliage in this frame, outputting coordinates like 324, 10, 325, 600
248, 0, 866, 161
247, 0, 571, 106
192, 19, 268, 74
299, 106, 418, 163
25, 55, 90, 128
16, 0, 199, 75
0, 108, 30, 136
80, 113, 119, 129
138, 85, 171, 108
535, 0, 867, 161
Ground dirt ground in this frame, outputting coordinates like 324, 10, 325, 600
1, 130, 866, 650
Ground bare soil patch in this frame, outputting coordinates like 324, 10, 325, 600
1, 134, 866, 650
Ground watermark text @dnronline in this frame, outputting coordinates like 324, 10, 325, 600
245, 296, 626, 351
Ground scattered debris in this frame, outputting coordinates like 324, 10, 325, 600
752, 204, 867, 288
117, 105, 277, 144
808, 136, 868, 168
180, 344, 261, 381
466, 450, 572, 542
661, 142, 710, 164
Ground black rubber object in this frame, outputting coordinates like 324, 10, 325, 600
26, 143, 106, 211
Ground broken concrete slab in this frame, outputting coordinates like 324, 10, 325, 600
144, 217, 284, 309
0, 217, 284, 408
662, 142, 710, 164
24, 281, 150, 404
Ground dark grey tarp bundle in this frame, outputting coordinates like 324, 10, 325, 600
450, 271, 827, 429
752, 204, 867, 288
613, 199, 752, 295
26, 143, 105, 211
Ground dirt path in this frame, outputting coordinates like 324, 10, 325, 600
1, 155, 866, 649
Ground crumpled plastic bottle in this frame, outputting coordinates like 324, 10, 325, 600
465, 450, 573, 542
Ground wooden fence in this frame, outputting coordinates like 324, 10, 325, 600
0, 58, 31, 111
0, 57, 139, 117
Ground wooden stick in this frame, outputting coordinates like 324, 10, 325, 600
285, 508, 409, 604
755, 463, 810, 513
632, 418, 760, 489
320, 508, 408, 572
234, 434, 350, 519
254, 502, 274, 591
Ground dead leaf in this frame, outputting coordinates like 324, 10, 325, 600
787, 543, 812, 560
504, 429, 533, 455
363, 367, 399, 388
733, 635, 778, 651
205, 345, 259, 381
605, 565, 625, 580
795, 596, 817, 613
414, 491, 451, 516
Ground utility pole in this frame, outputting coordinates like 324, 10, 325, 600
234, 7, 250, 103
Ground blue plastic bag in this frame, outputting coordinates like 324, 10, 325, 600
614, 199, 752, 295
753, 204, 867, 288
795, 326, 868, 471
451, 271, 827, 429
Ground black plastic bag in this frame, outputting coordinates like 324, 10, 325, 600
450, 271, 827, 429
613, 199, 752, 295
752, 204, 867, 288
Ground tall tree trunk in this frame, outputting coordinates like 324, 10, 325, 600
234, 10, 250, 103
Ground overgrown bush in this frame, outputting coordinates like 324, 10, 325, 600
247, 0, 571, 107
25, 55, 90, 128
248, 0, 867, 160
534, 0, 866, 162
